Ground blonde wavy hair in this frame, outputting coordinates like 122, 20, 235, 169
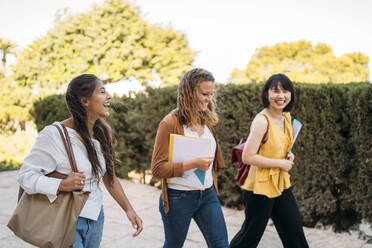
176, 68, 218, 127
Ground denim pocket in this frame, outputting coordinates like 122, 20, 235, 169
167, 189, 187, 200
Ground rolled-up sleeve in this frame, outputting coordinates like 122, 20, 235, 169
17, 126, 62, 200
151, 120, 184, 179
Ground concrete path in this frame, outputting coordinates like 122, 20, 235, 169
0, 171, 370, 248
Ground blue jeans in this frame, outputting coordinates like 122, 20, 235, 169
159, 186, 228, 248
73, 207, 104, 248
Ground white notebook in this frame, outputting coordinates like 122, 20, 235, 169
167, 134, 212, 190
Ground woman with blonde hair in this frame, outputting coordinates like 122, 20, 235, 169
152, 68, 228, 248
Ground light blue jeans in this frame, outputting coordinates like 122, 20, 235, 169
73, 207, 104, 248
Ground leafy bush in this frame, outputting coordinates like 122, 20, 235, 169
32, 83, 372, 230
0, 130, 37, 167
108, 86, 177, 180
31, 94, 70, 131
0, 161, 20, 172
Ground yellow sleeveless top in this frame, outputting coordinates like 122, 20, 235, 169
241, 112, 293, 198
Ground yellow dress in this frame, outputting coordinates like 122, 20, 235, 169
241, 112, 293, 198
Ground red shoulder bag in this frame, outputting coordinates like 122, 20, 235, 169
231, 115, 269, 185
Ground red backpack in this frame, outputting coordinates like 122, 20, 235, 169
231, 115, 269, 185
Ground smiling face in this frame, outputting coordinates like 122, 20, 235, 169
83, 80, 112, 120
267, 83, 291, 111
196, 81, 214, 112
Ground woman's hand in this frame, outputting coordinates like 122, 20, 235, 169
126, 209, 143, 237
58, 171, 85, 192
184, 156, 214, 171
286, 152, 295, 162
279, 159, 293, 172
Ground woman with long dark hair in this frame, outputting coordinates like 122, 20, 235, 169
18, 74, 143, 247
229, 74, 308, 248
152, 68, 228, 248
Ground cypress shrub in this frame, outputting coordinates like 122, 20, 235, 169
32, 83, 371, 230
347, 84, 372, 223
290, 84, 353, 229
31, 95, 69, 131
108, 86, 178, 180
214, 84, 263, 208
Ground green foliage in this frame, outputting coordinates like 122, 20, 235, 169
108, 86, 177, 180
30, 94, 70, 131
347, 85, 372, 223
0, 37, 17, 76
0, 130, 37, 166
214, 83, 264, 208
230, 40, 370, 84
32, 83, 372, 230
289, 84, 353, 229
0, 161, 19, 172
216, 83, 372, 229
7, 0, 194, 126
12, 0, 195, 91
0, 77, 35, 124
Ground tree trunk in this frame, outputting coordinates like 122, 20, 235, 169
1, 55, 6, 77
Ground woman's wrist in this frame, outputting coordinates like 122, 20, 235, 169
183, 160, 195, 171
123, 205, 135, 214
277, 159, 286, 169
58, 180, 65, 192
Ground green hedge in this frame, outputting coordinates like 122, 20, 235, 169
214, 83, 372, 230
0, 160, 20, 172
32, 83, 372, 230
31, 95, 70, 131
109, 87, 177, 179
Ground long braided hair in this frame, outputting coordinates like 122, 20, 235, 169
65, 74, 115, 184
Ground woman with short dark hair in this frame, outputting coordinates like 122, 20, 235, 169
229, 74, 309, 248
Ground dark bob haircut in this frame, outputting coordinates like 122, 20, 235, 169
261, 73, 295, 112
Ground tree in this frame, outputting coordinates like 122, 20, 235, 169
229, 40, 370, 84
12, 0, 195, 92
0, 77, 32, 128
0, 38, 16, 77
6, 0, 195, 125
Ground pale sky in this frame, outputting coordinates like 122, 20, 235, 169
1, 0, 371, 82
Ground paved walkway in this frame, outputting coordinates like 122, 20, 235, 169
0, 171, 370, 248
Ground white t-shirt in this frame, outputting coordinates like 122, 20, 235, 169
167, 125, 216, 191
17, 122, 106, 220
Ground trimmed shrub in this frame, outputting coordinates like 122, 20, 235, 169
0, 160, 20, 172
31, 95, 70, 131
109, 87, 177, 180
347, 84, 372, 223
32, 83, 371, 230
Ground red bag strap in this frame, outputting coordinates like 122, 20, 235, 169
53, 124, 78, 173
260, 114, 269, 146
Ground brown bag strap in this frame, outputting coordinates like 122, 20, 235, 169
61, 124, 78, 172
53, 124, 78, 173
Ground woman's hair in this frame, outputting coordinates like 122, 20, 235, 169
176, 68, 218, 127
261, 73, 295, 112
65, 74, 115, 184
